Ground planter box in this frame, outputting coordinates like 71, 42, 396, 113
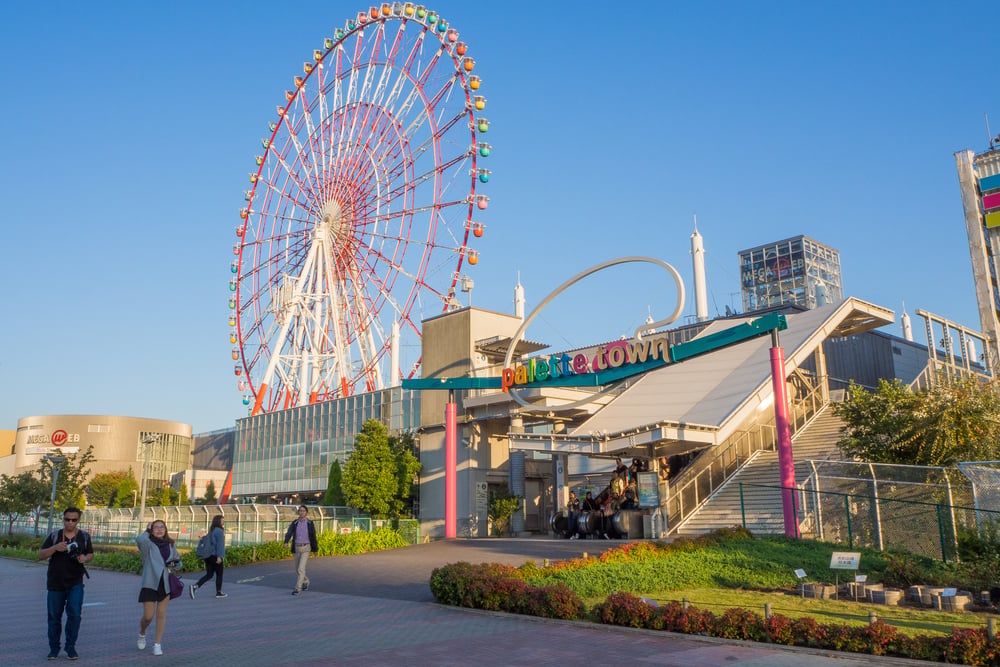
907, 585, 925, 603
920, 587, 946, 607
804, 583, 837, 599
870, 588, 903, 605
934, 592, 973, 612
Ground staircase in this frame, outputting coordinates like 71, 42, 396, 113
672, 406, 845, 536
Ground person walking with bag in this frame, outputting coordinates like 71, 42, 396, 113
136, 520, 181, 656
190, 515, 226, 598
38, 506, 93, 661
282, 505, 318, 595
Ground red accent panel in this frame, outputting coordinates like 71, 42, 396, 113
219, 470, 233, 504
445, 400, 457, 539
770, 346, 798, 538
984, 192, 1000, 211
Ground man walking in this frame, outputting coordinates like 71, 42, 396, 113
38, 507, 93, 660
282, 505, 317, 595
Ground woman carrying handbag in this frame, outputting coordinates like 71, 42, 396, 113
136, 520, 182, 656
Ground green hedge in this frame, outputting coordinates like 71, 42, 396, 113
0, 528, 409, 575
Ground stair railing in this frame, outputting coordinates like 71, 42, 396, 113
664, 376, 827, 533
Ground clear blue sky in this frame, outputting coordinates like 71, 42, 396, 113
1, 2, 998, 432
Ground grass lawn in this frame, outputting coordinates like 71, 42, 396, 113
612, 588, 998, 637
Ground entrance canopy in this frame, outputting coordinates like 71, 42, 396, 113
508, 298, 893, 457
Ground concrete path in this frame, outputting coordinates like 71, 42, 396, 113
230, 537, 624, 601
0, 550, 930, 666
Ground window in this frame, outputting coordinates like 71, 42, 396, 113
88, 424, 110, 433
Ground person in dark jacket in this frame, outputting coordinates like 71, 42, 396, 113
190, 515, 226, 598
38, 506, 93, 661
282, 506, 318, 595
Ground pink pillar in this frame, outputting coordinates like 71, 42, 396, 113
769, 340, 798, 538
444, 393, 457, 539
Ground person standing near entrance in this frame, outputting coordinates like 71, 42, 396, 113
38, 507, 94, 661
283, 505, 318, 595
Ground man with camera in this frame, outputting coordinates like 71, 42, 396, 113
38, 507, 93, 661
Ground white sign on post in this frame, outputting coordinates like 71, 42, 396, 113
855, 574, 868, 583
794, 569, 807, 579
830, 552, 861, 570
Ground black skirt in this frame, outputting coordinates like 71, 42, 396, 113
138, 580, 168, 603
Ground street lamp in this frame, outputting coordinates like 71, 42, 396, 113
44, 453, 67, 535
136, 434, 158, 525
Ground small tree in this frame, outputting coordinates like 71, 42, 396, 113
342, 420, 399, 518
0, 472, 49, 535
113, 468, 139, 507
389, 431, 421, 517
488, 488, 522, 537
203, 480, 217, 504
836, 377, 1000, 466
158, 486, 173, 507
87, 470, 138, 507
323, 460, 345, 506
38, 445, 96, 510
178, 483, 189, 506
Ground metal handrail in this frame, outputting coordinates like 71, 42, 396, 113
665, 376, 827, 532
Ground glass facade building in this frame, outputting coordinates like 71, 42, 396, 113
739, 235, 842, 312
232, 386, 419, 498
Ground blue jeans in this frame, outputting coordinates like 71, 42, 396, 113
47, 584, 84, 653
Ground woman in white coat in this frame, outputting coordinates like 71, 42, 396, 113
136, 520, 180, 656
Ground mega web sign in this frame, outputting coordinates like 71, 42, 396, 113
403, 311, 787, 393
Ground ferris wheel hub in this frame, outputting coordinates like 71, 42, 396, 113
318, 199, 351, 244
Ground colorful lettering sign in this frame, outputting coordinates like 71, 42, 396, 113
500, 337, 671, 392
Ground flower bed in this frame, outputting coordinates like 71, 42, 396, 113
428, 529, 1000, 665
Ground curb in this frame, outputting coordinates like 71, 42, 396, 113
434, 602, 941, 666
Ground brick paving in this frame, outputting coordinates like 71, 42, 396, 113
1, 548, 930, 666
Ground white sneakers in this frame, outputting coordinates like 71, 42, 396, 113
137, 635, 146, 650
189, 584, 197, 599
152, 644, 163, 656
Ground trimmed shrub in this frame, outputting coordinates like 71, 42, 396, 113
593, 592, 653, 628
763, 613, 795, 645
429, 561, 585, 619
712, 607, 766, 642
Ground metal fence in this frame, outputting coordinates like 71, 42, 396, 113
6, 505, 420, 547
737, 482, 1000, 562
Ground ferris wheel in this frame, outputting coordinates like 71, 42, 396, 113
230, 3, 491, 415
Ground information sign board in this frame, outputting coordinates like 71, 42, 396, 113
830, 552, 861, 570
636, 472, 659, 508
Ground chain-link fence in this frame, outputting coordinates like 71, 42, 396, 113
6, 505, 420, 546
737, 481, 1000, 562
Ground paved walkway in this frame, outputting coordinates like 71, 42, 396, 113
0, 553, 929, 666
230, 537, 624, 601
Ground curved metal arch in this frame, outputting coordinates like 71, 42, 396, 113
503, 256, 685, 411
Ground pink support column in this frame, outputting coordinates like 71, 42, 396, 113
444, 391, 457, 539
769, 332, 798, 538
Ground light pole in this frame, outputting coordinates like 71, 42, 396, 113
137, 434, 157, 525
44, 454, 67, 536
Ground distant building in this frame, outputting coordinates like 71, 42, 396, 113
192, 427, 234, 471
955, 146, 1000, 370
739, 235, 842, 312
12, 415, 192, 487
